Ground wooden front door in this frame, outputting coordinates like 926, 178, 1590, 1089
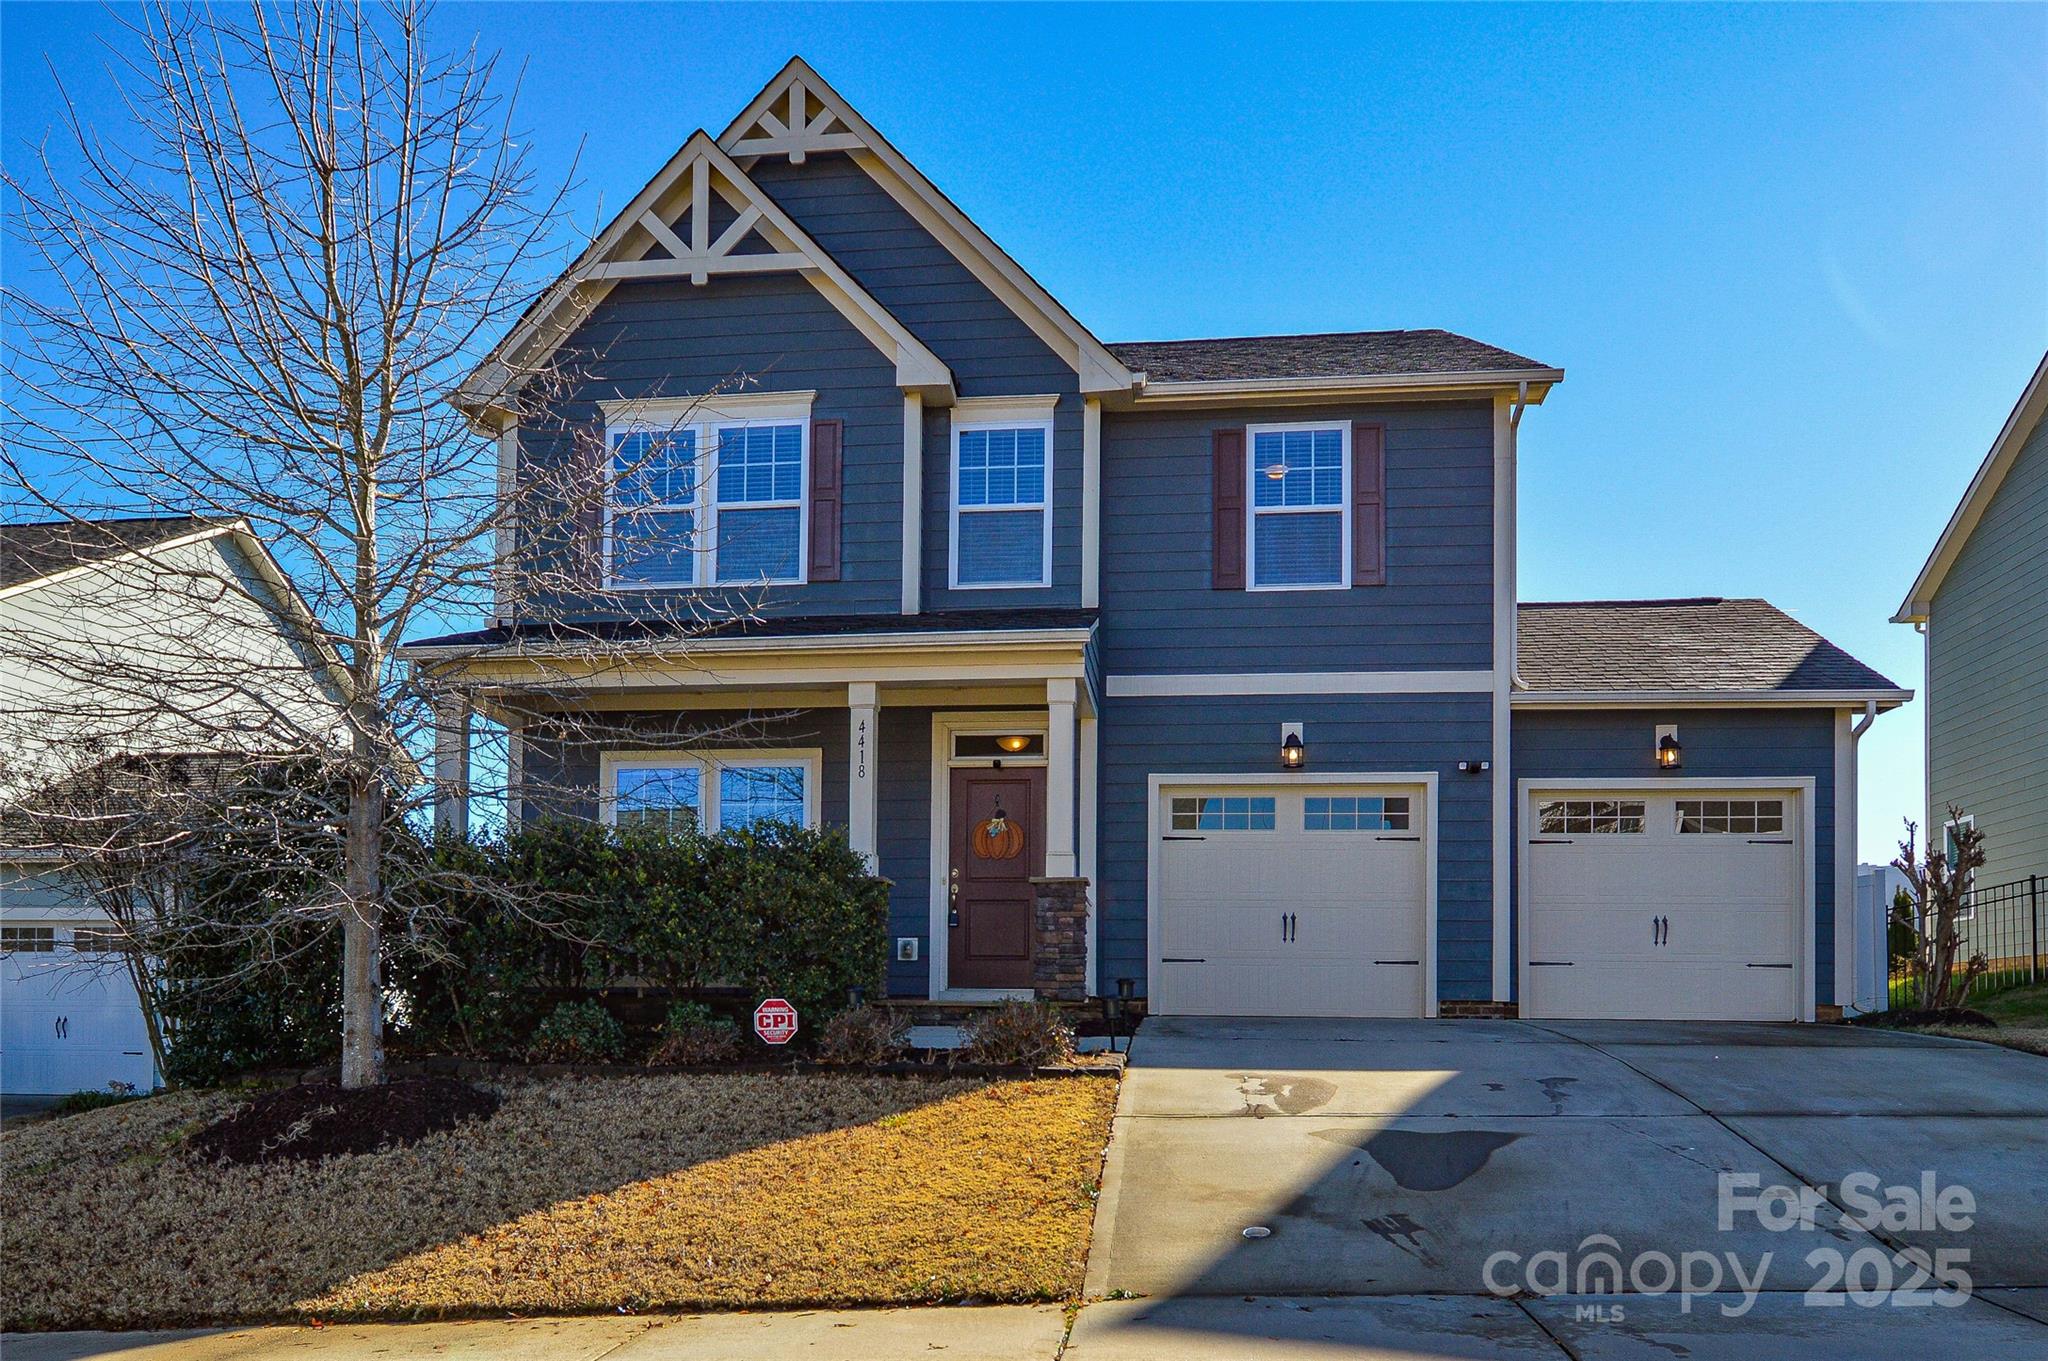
948, 766, 1046, 990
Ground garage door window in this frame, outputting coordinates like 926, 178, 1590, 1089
1677, 799, 1784, 834
1170, 795, 1276, 831
2, 926, 55, 953
1537, 799, 1646, 834
1305, 795, 1410, 831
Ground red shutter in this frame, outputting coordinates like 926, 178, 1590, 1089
1352, 422, 1386, 587
1212, 427, 1246, 590
808, 418, 843, 582
575, 419, 608, 590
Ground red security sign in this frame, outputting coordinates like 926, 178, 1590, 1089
753, 997, 799, 1046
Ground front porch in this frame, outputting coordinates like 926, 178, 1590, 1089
409, 612, 1101, 1002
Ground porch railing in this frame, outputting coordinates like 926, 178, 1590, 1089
1888, 872, 2045, 1008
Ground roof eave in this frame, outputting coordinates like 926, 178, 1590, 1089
1117, 368, 1563, 409
402, 623, 1099, 665
1511, 687, 1914, 710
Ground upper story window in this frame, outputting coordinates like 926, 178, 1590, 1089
1248, 423, 1348, 589
951, 403, 1054, 589
603, 393, 814, 590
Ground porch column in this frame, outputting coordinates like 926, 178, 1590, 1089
847, 681, 879, 867
1045, 678, 1078, 877
433, 694, 472, 839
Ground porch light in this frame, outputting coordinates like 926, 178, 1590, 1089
997, 734, 1033, 754
1280, 722, 1306, 770
1657, 732, 1684, 770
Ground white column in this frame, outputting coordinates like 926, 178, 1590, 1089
1045, 678, 1078, 877
1081, 398, 1102, 609
901, 393, 923, 615
1489, 392, 1516, 1004
848, 681, 880, 867
1079, 710, 1099, 994
433, 694, 472, 839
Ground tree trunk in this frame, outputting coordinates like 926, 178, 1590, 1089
339, 771, 385, 1088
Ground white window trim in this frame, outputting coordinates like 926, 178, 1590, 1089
949, 414, 1055, 590
602, 395, 814, 592
1245, 420, 1352, 592
598, 748, 822, 832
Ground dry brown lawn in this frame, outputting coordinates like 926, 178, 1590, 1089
1910, 1024, 2048, 1056
0, 1073, 1118, 1330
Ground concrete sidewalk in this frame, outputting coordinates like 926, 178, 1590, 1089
1, 1306, 1070, 1361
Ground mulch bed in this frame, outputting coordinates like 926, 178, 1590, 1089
1855, 1006, 1996, 1029
190, 1078, 500, 1166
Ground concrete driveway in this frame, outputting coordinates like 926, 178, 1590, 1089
1073, 1017, 2048, 1358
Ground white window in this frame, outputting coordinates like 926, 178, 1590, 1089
1170, 795, 1277, 831
1677, 799, 1786, 835
601, 751, 820, 834
1537, 800, 1647, 834
1, 926, 56, 953
603, 396, 812, 589
1305, 796, 1411, 832
1248, 423, 1349, 590
951, 421, 1052, 588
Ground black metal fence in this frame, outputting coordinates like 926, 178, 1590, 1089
1889, 873, 2045, 1008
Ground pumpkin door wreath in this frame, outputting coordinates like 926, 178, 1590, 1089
972, 804, 1026, 860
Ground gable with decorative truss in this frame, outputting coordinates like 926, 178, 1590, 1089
720, 59, 1136, 396
456, 131, 952, 425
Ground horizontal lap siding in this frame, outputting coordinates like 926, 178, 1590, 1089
1929, 411, 2048, 892
1511, 708, 1839, 1005
522, 273, 902, 619
749, 155, 1083, 609
879, 706, 933, 997
1098, 694, 1496, 1003
1099, 401, 1496, 673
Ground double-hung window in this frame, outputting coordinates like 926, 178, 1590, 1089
1248, 423, 1349, 589
604, 396, 811, 589
952, 419, 1052, 588
603, 751, 819, 834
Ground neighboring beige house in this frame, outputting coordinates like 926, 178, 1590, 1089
0, 516, 344, 1097
1895, 352, 2048, 906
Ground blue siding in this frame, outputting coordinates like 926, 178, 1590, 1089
520, 272, 903, 619
1097, 400, 1497, 674
1097, 694, 1498, 1003
921, 400, 1085, 609
1511, 708, 1840, 1005
878, 705, 934, 997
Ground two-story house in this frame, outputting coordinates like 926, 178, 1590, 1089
405, 59, 1908, 1023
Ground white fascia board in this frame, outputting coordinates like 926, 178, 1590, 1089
1124, 369, 1564, 409
1893, 349, 2048, 624
404, 625, 1097, 663
1511, 689, 1914, 709
1107, 670, 1493, 698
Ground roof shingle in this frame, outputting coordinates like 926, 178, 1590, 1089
1516, 598, 1902, 695
1106, 329, 1552, 384
0, 517, 219, 589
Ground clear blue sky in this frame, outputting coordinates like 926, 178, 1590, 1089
5, 3, 2044, 861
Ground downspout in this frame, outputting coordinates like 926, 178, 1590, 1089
1507, 381, 1532, 691
1846, 697, 1878, 1014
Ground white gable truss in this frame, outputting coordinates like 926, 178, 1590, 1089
456, 131, 953, 427
721, 58, 1138, 397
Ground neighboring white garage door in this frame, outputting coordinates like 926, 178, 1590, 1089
1154, 782, 1429, 1017
2, 924, 157, 1095
1523, 788, 1805, 1021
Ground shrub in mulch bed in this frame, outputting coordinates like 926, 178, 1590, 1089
189, 1078, 500, 1166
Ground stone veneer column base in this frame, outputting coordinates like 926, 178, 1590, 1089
1438, 1000, 1519, 1019
1030, 877, 1090, 1001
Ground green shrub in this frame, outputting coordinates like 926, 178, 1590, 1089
50, 1082, 145, 1117
649, 1001, 741, 1065
815, 1006, 909, 1066
526, 1000, 626, 1063
963, 999, 1076, 1068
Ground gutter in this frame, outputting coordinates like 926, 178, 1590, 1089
1512, 688, 1915, 709
1506, 380, 1532, 692
401, 624, 1099, 664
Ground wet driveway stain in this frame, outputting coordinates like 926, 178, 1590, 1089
1317, 1127, 1522, 1191
1537, 1075, 1579, 1112
1232, 1074, 1338, 1115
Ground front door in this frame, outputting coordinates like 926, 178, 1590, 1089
949, 766, 1046, 989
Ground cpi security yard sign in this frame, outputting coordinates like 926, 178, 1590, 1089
753, 997, 799, 1046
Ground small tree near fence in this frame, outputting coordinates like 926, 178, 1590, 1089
1892, 808, 1989, 1011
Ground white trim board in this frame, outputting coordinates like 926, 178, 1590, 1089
1512, 689, 1913, 709
1514, 776, 1819, 1023
1144, 770, 1441, 1019
1107, 671, 1493, 698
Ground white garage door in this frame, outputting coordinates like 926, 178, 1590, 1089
1523, 790, 1804, 1021
1156, 783, 1428, 1017
2, 925, 157, 1095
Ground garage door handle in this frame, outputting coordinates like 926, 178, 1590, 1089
1375, 835, 1421, 842
1374, 959, 1420, 966
1161, 957, 1206, 963
1161, 835, 1206, 842
1528, 838, 1573, 845
1748, 838, 1793, 845
1745, 963, 1793, 969
1530, 960, 1575, 966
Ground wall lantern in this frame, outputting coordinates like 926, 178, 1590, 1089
1280, 722, 1307, 770
996, 734, 1033, 754
1656, 725, 1683, 771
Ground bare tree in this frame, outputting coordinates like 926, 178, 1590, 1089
1893, 809, 1989, 1012
2, 1, 772, 1087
